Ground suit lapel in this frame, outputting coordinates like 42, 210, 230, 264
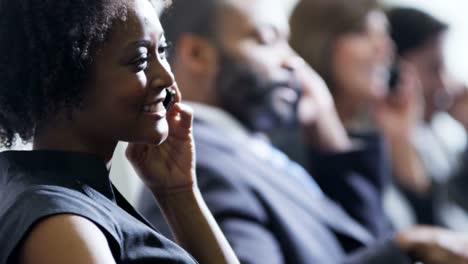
237, 146, 373, 245
194, 119, 373, 246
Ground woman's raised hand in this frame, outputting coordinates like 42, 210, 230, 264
126, 84, 196, 195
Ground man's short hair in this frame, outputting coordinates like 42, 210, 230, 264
387, 7, 448, 56
161, 0, 223, 54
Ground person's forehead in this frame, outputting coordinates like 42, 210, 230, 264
221, 0, 289, 35
102, 0, 164, 54
126, 0, 163, 34
103, 1, 158, 42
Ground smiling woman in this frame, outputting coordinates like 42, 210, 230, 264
0, 0, 238, 263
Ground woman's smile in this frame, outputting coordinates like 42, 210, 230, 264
143, 102, 166, 118
142, 89, 167, 119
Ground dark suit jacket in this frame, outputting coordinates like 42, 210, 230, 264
138, 118, 411, 264
269, 128, 394, 240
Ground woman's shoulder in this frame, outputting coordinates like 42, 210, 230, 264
1, 184, 119, 222
18, 214, 118, 264
0, 185, 121, 263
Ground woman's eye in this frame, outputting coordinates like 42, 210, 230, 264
158, 43, 170, 59
132, 54, 150, 71
255, 28, 278, 46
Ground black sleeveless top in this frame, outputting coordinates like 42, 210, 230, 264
0, 150, 198, 264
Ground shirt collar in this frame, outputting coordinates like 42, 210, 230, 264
185, 101, 251, 140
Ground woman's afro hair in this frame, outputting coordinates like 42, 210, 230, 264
0, 0, 169, 147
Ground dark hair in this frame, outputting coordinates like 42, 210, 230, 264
387, 7, 448, 56
160, 0, 222, 60
290, 0, 380, 89
0, 0, 169, 148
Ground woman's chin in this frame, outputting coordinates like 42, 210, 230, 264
133, 132, 168, 146
151, 124, 170, 145
154, 131, 169, 145
135, 121, 169, 145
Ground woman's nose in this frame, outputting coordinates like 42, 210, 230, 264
281, 46, 301, 72
149, 61, 175, 91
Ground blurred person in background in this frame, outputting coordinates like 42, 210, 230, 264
289, 0, 429, 228
138, 0, 468, 263
388, 7, 468, 229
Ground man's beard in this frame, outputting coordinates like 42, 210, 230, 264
216, 52, 302, 133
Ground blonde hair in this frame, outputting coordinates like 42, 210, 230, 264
290, 0, 380, 88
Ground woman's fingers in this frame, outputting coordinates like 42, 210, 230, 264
172, 82, 182, 103
176, 103, 194, 130
167, 103, 193, 130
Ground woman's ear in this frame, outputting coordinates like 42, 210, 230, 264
175, 34, 219, 78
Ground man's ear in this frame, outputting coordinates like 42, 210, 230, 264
175, 34, 219, 78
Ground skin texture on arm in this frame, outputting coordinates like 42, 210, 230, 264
374, 64, 430, 194
385, 132, 429, 194
155, 186, 241, 264
395, 226, 468, 264
293, 58, 353, 152
19, 214, 116, 264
